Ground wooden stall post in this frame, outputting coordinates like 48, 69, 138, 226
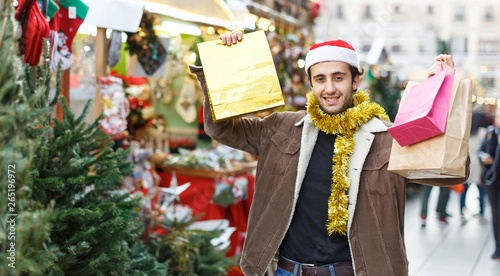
94, 27, 108, 118
56, 69, 71, 121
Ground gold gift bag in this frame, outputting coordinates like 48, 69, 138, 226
387, 74, 472, 178
197, 30, 284, 121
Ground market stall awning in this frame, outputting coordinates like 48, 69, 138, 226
246, 0, 302, 27
82, 0, 144, 32
366, 39, 389, 65
139, 0, 237, 30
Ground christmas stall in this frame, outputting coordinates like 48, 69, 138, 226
84, 0, 258, 275
242, 0, 316, 110
0, 0, 244, 275
1, 1, 168, 275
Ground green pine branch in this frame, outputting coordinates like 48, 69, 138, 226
30, 96, 166, 275
147, 215, 235, 276
0, 3, 57, 276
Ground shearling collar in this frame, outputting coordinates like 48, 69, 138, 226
295, 114, 389, 134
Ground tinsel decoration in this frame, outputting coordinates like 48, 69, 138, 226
306, 91, 389, 235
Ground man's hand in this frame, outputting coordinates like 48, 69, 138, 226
480, 153, 494, 165
427, 54, 455, 78
219, 30, 243, 46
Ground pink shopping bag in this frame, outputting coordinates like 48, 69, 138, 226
388, 68, 454, 147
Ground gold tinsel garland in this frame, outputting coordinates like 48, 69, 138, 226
306, 91, 389, 235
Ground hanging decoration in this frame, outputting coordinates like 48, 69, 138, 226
126, 11, 167, 75
51, 0, 89, 71
175, 76, 198, 124
121, 76, 155, 134
97, 75, 130, 139
156, 36, 188, 104
15, 0, 50, 66
107, 30, 123, 67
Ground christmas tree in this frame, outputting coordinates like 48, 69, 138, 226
0, 2, 165, 275
30, 96, 166, 275
0, 3, 57, 275
1, 3, 238, 275
367, 66, 401, 121
147, 214, 236, 276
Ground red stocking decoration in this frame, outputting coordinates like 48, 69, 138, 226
52, 0, 88, 70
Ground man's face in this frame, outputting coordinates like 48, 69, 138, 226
310, 61, 360, 115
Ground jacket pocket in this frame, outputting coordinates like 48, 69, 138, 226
362, 149, 391, 195
265, 132, 300, 175
363, 148, 391, 170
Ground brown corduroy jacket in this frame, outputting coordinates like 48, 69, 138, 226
190, 65, 469, 276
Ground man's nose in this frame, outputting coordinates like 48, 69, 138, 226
325, 79, 336, 93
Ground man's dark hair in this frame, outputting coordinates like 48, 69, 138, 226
308, 65, 364, 87
349, 65, 364, 82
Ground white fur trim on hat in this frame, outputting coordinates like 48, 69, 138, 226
305, 43, 360, 75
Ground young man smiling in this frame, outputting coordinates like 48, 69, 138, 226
190, 31, 470, 276
309, 61, 356, 115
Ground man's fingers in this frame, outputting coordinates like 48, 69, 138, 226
428, 54, 457, 78
225, 31, 232, 45
232, 30, 243, 43
219, 30, 243, 46
231, 32, 238, 44
219, 33, 227, 45
427, 63, 441, 78
435, 54, 455, 69
236, 31, 243, 41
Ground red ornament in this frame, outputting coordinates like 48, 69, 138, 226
311, 2, 320, 21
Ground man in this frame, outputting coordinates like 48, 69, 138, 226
190, 31, 469, 276
478, 108, 500, 261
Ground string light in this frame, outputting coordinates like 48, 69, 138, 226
189, 53, 197, 63
297, 59, 305, 69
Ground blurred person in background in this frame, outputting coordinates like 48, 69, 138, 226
420, 186, 450, 227
459, 109, 489, 224
478, 108, 500, 261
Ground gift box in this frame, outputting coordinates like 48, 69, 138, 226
197, 30, 284, 121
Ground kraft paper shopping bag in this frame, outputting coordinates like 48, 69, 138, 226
388, 74, 472, 179
388, 68, 454, 147
197, 30, 285, 122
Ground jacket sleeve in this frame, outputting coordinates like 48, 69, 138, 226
189, 65, 271, 156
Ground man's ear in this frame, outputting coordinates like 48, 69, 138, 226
353, 75, 360, 90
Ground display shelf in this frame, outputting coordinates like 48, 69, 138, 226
160, 161, 256, 179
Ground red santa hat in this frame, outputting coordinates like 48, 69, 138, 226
305, 40, 360, 75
